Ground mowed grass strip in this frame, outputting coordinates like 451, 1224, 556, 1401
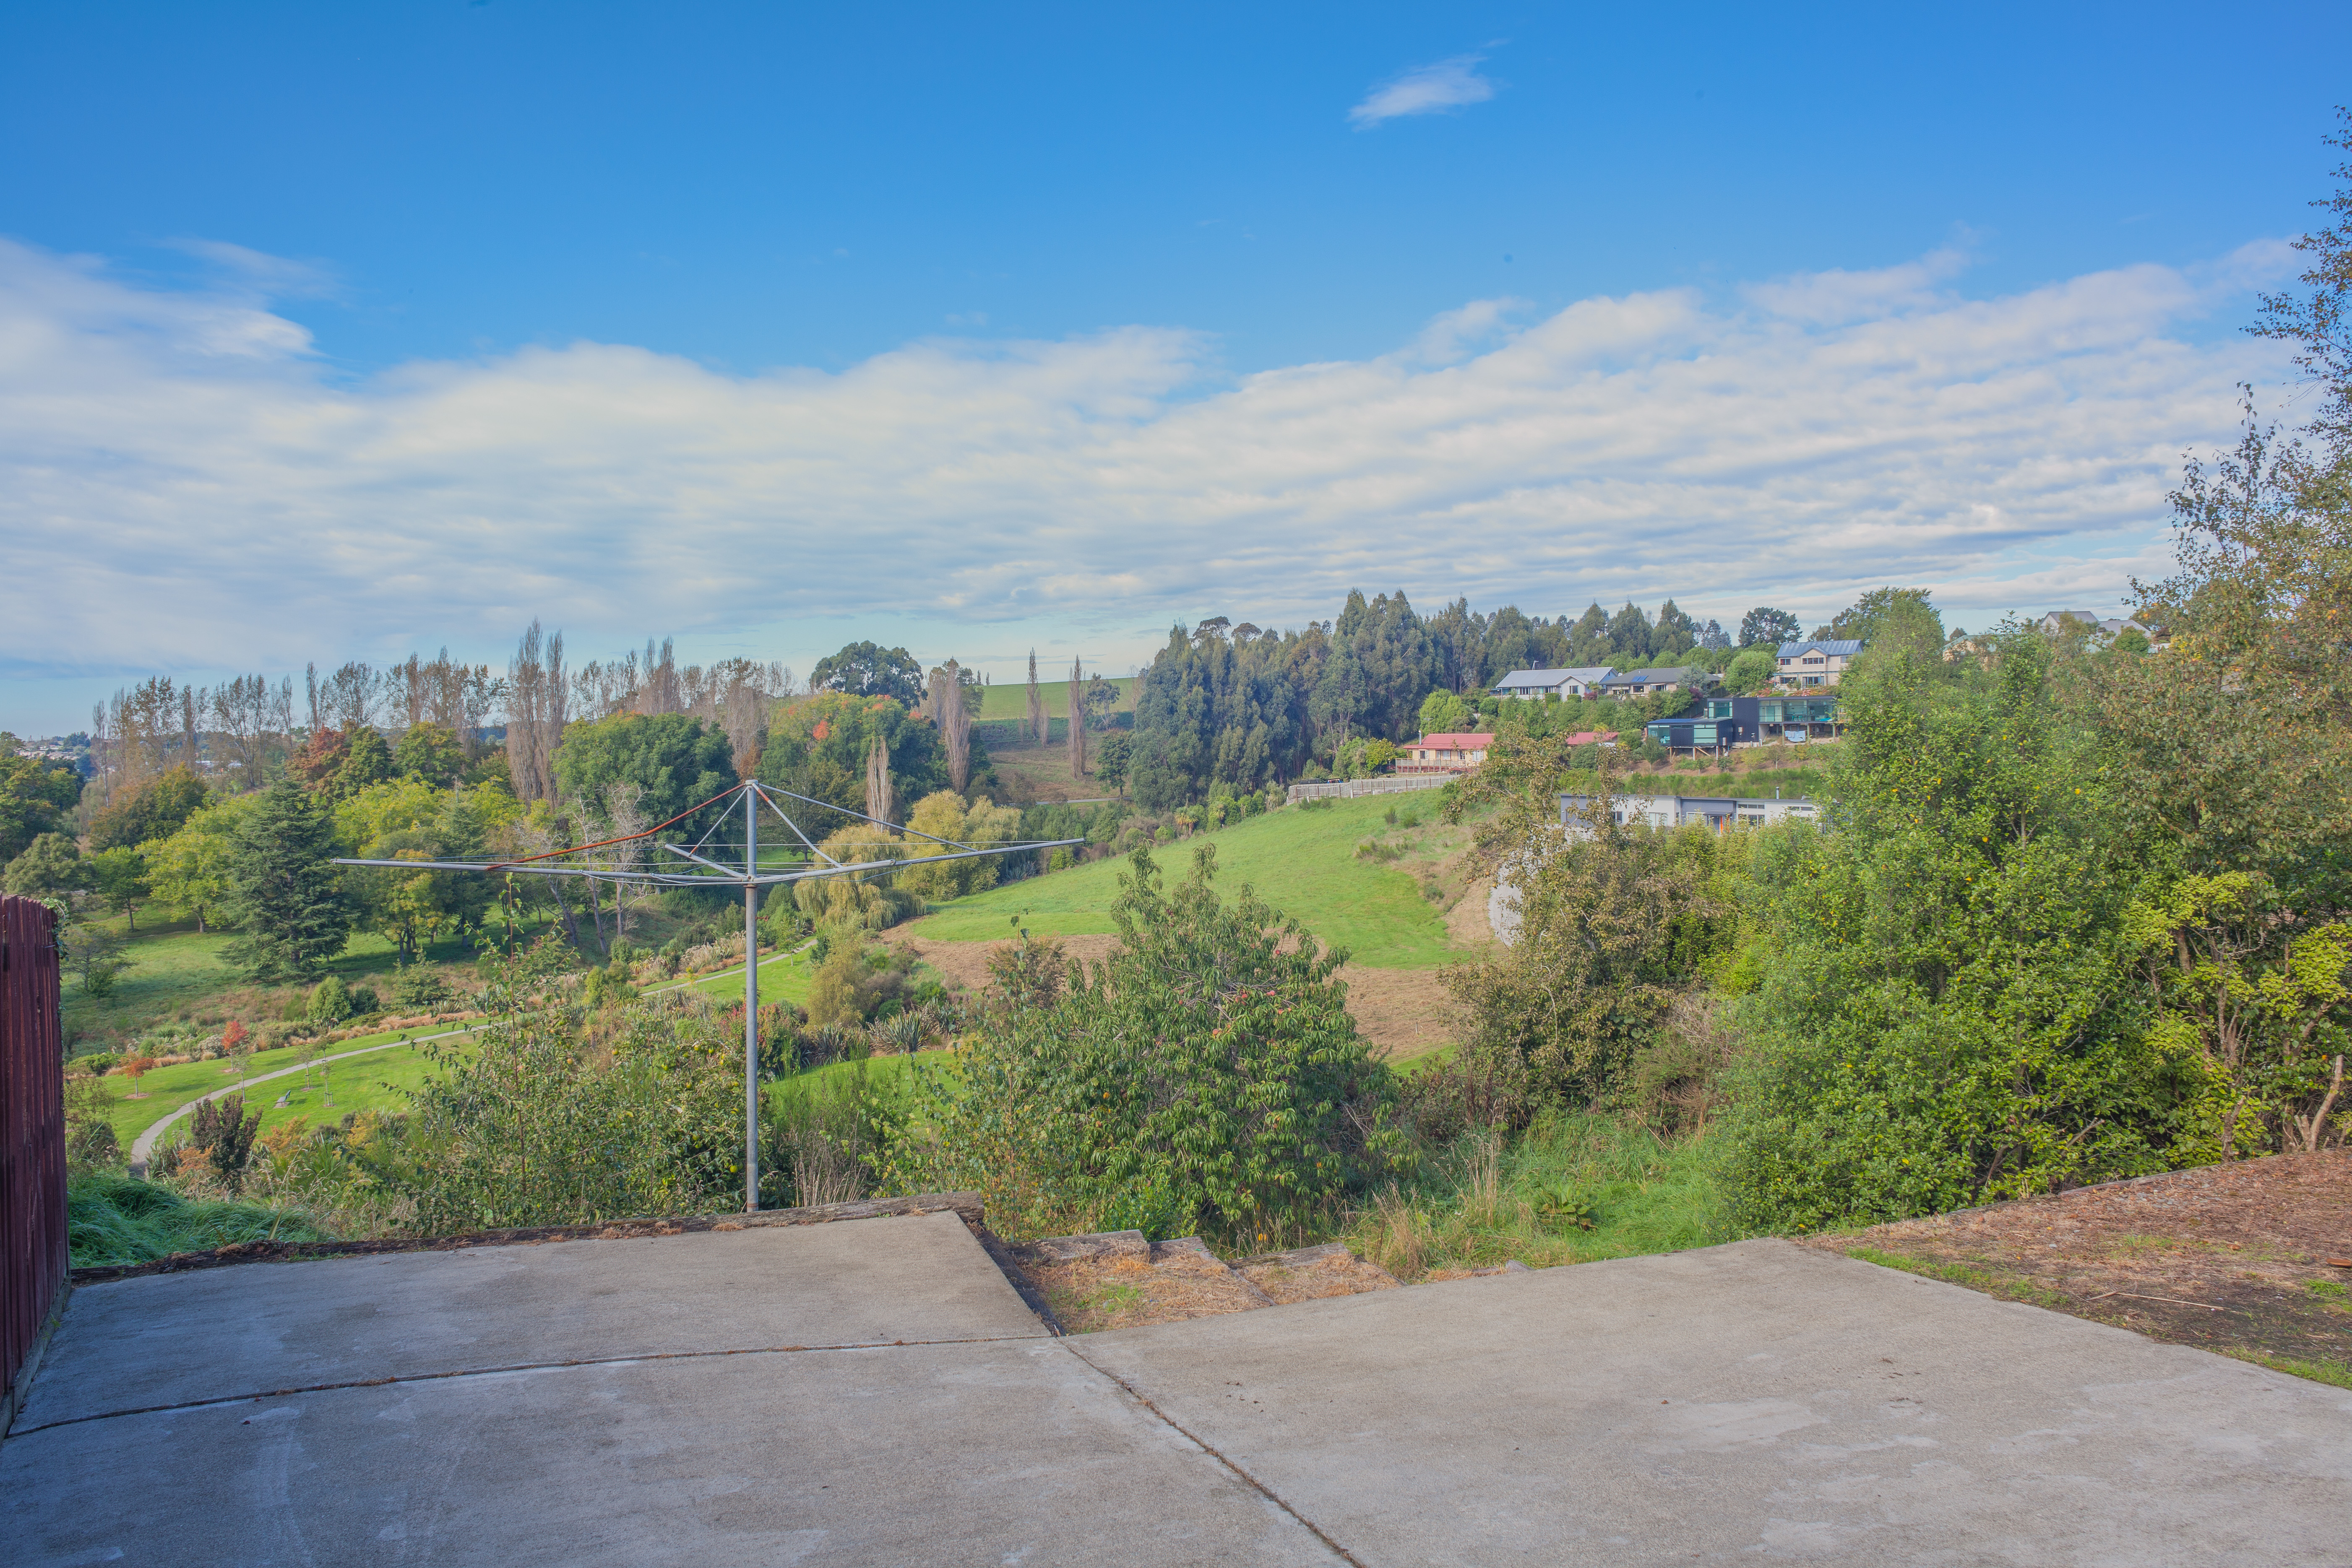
913, 794, 1466, 968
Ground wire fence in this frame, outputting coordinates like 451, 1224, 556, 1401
1284, 774, 1458, 804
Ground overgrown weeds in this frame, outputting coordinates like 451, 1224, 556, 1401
1345, 1113, 1736, 1280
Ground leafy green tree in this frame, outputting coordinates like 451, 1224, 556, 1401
336, 779, 500, 961
143, 793, 261, 932
394, 721, 466, 785
1094, 729, 1133, 794
1604, 602, 1654, 661
552, 712, 737, 835
1446, 737, 1741, 1109
2253, 105, 2352, 458
1738, 606, 1800, 648
4, 832, 88, 897
1418, 689, 1472, 735
889, 846, 1402, 1243
1129, 619, 1327, 807
758, 694, 943, 835
86, 846, 152, 931
86, 766, 207, 852
1566, 602, 1611, 664
0, 747, 84, 864
1313, 590, 1437, 743
224, 782, 354, 980
1653, 599, 1697, 658
331, 726, 396, 800
1815, 587, 1942, 653
1722, 634, 2202, 1231
2087, 394, 2352, 1149
1723, 647, 1776, 693
809, 641, 925, 703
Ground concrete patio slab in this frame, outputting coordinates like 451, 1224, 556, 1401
1078, 1237, 2352, 1565
8, 1340, 1336, 1567
15, 1208, 1044, 1429
7, 1223, 2350, 1565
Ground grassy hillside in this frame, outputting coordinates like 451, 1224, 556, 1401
975, 674, 1136, 721
912, 794, 1474, 969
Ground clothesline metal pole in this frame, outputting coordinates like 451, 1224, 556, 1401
742, 785, 759, 1212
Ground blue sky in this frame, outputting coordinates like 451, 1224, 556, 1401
3, 2, 2347, 732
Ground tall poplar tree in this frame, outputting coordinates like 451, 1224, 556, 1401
1067, 657, 1087, 777
1026, 649, 1047, 744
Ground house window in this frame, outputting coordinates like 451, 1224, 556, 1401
1804, 676, 1822, 686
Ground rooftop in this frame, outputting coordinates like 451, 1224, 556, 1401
1490, 666, 1613, 687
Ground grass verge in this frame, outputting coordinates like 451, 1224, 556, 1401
1842, 1245, 2075, 1311
68, 1173, 330, 1268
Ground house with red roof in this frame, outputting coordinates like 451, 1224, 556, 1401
1399, 731, 1495, 774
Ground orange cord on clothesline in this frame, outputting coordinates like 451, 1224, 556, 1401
484, 781, 746, 871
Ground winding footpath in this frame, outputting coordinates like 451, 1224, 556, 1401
126, 942, 814, 1172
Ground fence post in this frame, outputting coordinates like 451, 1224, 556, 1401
2, 895, 69, 1435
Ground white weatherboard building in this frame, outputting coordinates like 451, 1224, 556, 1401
1491, 666, 1614, 699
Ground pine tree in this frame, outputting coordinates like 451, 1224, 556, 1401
224, 782, 353, 980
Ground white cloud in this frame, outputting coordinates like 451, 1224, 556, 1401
1349, 54, 1497, 129
0, 235, 2299, 704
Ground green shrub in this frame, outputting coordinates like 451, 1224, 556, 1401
1722, 638, 2202, 1232
306, 975, 353, 1025
888, 847, 1404, 1246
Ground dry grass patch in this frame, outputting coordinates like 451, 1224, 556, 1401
1810, 1151, 2352, 1388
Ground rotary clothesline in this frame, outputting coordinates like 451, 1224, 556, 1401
333, 777, 1083, 1212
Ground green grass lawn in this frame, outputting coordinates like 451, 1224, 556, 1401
676, 947, 817, 1007
248, 1044, 441, 1138
975, 674, 1136, 721
62, 908, 546, 1052
913, 794, 1470, 968
63, 921, 250, 1048
102, 1029, 468, 1147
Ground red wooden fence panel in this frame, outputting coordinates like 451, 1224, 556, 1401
2, 894, 68, 1431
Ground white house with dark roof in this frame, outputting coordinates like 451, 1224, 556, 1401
1776, 639, 1865, 689
1490, 666, 1614, 699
